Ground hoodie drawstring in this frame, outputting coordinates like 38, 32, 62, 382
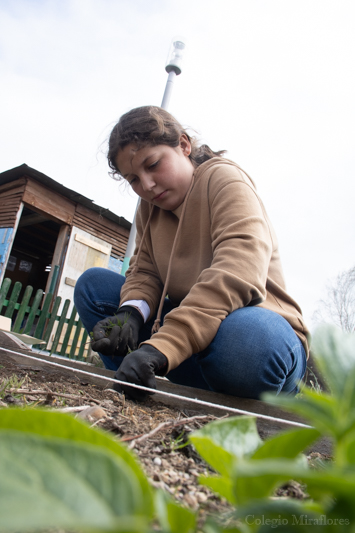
151, 176, 196, 334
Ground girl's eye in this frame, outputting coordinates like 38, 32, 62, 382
128, 176, 137, 185
148, 161, 159, 170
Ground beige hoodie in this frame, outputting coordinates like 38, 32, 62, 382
120, 157, 310, 371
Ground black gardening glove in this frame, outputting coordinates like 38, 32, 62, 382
91, 306, 144, 357
113, 344, 168, 402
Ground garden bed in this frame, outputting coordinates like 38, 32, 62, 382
0, 332, 330, 526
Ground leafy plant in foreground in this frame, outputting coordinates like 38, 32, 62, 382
1, 325, 355, 532
189, 325, 355, 531
0, 409, 155, 532
0, 408, 198, 533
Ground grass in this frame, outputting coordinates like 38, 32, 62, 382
0, 374, 27, 400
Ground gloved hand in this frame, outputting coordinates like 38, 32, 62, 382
113, 344, 168, 401
91, 306, 144, 357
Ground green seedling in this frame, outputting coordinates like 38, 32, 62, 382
305, 367, 324, 395
0, 374, 27, 400
89, 313, 131, 341
162, 430, 189, 452
105, 316, 122, 334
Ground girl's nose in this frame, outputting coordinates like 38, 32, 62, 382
140, 173, 156, 191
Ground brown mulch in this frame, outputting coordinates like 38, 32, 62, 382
0, 346, 324, 525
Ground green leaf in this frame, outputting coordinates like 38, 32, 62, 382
264, 387, 354, 447
263, 326, 355, 440
201, 456, 308, 507
230, 458, 355, 516
189, 416, 261, 475
190, 418, 318, 507
252, 427, 321, 460
202, 518, 246, 533
190, 418, 319, 507
189, 435, 235, 477
196, 416, 262, 457
265, 327, 355, 464
198, 475, 236, 504
339, 428, 355, 466
264, 388, 336, 428
230, 457, 309, 505
155, 490, 196, 533
297, 468, 355, 504
0, 408, 153, 517
0, 430, 150, 532
311, 325, 355, 403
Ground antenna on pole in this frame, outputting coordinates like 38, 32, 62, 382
120, 38, 186, 276
161, 38, 186, 109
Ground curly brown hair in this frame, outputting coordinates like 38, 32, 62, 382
107, 106, 225, 180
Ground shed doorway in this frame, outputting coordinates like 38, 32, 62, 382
4, 205, 64, 299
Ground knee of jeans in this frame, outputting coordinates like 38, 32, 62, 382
75, 267, 106, 290
197, 317, 306, 398
74, 268, 97, 301
74, 268, 124, 308
73, 276, 85, 309
281, 343, 307, 394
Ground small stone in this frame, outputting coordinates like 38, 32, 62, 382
184, 493, 198, 509
153, 457, 162, 466
77, 406, 106, 422
196, 491, 208, 503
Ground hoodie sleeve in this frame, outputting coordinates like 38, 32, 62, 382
143, 166, 274, 371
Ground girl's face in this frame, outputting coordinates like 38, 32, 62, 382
115, 134, 195, 211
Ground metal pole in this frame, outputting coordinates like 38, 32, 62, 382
120, 39, 185, 276
161, 71, 177, 110
120, 203, 139, 275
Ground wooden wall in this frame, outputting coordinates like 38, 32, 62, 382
0, 176, 129, 260
22, 179, 75, 225
0, 178, 25, 228
73, 204, 129, 260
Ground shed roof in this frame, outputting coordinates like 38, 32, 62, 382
0, 164, 131, 231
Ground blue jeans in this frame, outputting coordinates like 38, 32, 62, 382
74, 267, 307, 399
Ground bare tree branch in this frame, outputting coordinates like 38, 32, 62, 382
313, 266, 355, 332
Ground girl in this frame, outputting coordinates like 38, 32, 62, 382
74, 105, 309, 401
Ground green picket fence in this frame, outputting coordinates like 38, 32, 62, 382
0, 278, 90, 361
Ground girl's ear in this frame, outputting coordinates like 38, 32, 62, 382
179, 134, 192, 156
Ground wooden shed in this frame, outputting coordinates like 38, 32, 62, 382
0, 164, 131, 306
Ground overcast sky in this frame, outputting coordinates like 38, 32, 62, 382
1, 0, 354, 332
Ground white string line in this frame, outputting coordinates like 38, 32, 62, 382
3, 347, 312, 429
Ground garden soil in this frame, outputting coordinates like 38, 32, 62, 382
0, 336, 327, 527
